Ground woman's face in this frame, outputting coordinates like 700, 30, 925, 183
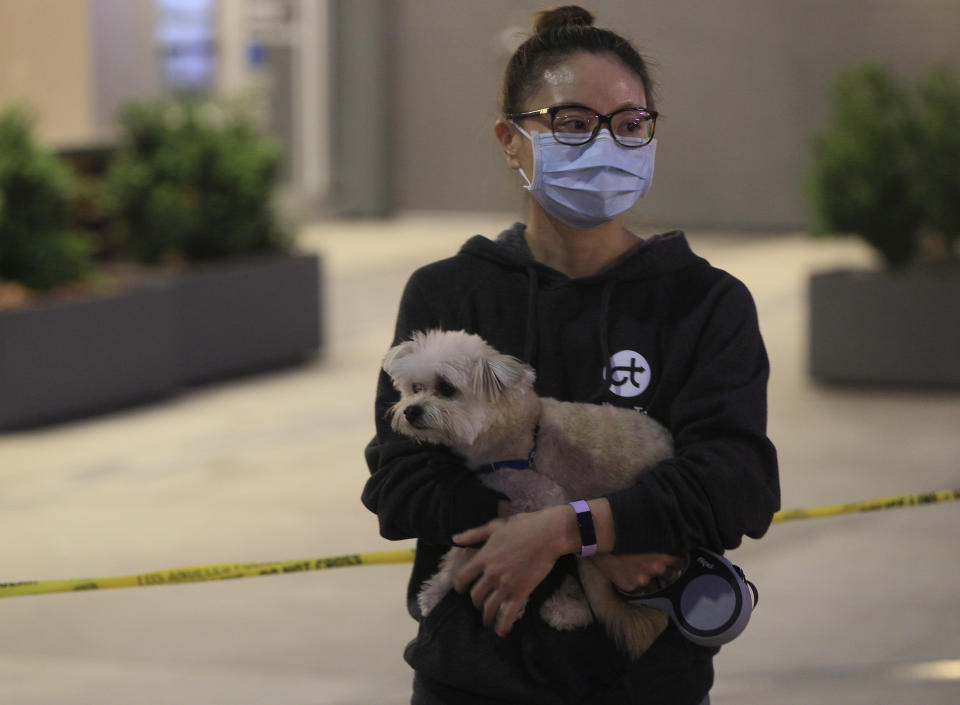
497, 51, 649, 177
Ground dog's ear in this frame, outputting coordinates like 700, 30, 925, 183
382, 338, 420, 381
472, 354, 535, 399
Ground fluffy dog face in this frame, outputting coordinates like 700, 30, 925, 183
382, 330, 535, 450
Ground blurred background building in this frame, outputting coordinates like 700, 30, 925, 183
2, 4, 959, 703
2, 0, 959, 230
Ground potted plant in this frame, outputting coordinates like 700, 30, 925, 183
103, 98, 322, 385
806, 64, 960, 386
0, 99, 321, 430
0, 105, 179, 429
0, 106, 93, 295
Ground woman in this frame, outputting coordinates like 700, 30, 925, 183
363, 6, 780, 704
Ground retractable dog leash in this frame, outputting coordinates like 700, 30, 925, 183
612, 487, 960, 646
615, 547, 757, 647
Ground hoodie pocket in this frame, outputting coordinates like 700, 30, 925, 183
404, 590, 552, 703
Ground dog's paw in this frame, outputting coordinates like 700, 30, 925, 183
540, 575, 594, 630
417, 548, 469, 616
417, 575, 449, 617
541, 595, 594, 630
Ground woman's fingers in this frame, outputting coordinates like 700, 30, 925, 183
481, 587, 505, 626
452, 552, 484, 594
452, 518, 501, 547
494, 597, 522, 636
592, 551, 687, 593
450, 507, 573, 637
451, 521, 498, 593
469, 570, 499, 610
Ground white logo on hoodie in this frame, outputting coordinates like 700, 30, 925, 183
605, 350, 651, 398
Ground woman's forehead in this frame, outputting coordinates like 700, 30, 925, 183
525, 52, 648, 112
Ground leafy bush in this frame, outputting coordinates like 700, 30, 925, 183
0, 106, 92, 290
103, 98, 289, 265
808, 65, 960, 268
911, 68, 960, 258
807, 66, 921, 267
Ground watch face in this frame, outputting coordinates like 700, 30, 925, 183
570, 501, 597, 556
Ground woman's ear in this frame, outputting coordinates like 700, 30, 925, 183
494, 119, 522, 171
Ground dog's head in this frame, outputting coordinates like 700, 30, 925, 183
382, 329, 536, 450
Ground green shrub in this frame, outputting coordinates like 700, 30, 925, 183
103, 98, 289, 265
0, 106, 92, 291
911, 67, 960, 257
807, 65, 922, 268
808, 64, 960, 268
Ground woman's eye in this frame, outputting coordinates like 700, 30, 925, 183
557, 118, 588, 132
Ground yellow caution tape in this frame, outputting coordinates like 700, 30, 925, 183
771, 487, 960, 523
0, 548, 415, 599
2, 488, 958, 600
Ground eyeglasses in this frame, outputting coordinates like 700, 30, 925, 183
506, 104, 658, 148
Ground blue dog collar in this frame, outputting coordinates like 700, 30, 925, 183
477, 458, 532, 473
476, 424, 539, 475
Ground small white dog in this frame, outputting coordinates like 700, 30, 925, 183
383, 329, 675, 659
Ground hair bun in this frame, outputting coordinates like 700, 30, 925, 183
533, 5, 595, 34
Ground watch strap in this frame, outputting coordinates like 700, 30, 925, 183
569, 500, 598, 557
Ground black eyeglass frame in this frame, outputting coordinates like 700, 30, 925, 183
505, 104, 658, 148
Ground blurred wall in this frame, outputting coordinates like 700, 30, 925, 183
90, 0, 159, 138
0, 0, 158, 147
0, 0, 96, 146
383, 0, 960, 230
329, 0, 392, 216
3, 0, 958, 229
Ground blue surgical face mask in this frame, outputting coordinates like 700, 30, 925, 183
513, 123, 656, 229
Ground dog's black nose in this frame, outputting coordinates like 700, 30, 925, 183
404, 405, 423, 423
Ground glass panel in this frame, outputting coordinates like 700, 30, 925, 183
155, 0, 217, 95
611, 109, 653, 142
553, 107, 599, 135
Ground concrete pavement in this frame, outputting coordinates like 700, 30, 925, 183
1, 213, 958, 704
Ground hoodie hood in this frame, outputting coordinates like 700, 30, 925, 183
456, 223, 705, 400
459, 222, 700, 284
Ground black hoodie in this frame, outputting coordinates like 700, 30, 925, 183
363, 223, 779, 704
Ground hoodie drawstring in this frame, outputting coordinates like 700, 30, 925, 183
522, 265, 616, 402
523, 265, 539, 364
590, 280, 617, 402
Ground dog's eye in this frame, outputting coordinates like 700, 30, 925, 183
436, 379, 457, 398
411, 383, 425, 394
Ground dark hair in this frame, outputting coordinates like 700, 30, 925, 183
500, 5, 656, 115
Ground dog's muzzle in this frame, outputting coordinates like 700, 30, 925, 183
403, 405, 427, 428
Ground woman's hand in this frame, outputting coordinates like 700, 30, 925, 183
590, 552, 686, 593
452, 506, 577, 637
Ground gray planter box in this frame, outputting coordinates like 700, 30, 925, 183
809, 267, 960, 386
0, 252, 321, 430
0, 282, 179, 429
177, 253, 322, 384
